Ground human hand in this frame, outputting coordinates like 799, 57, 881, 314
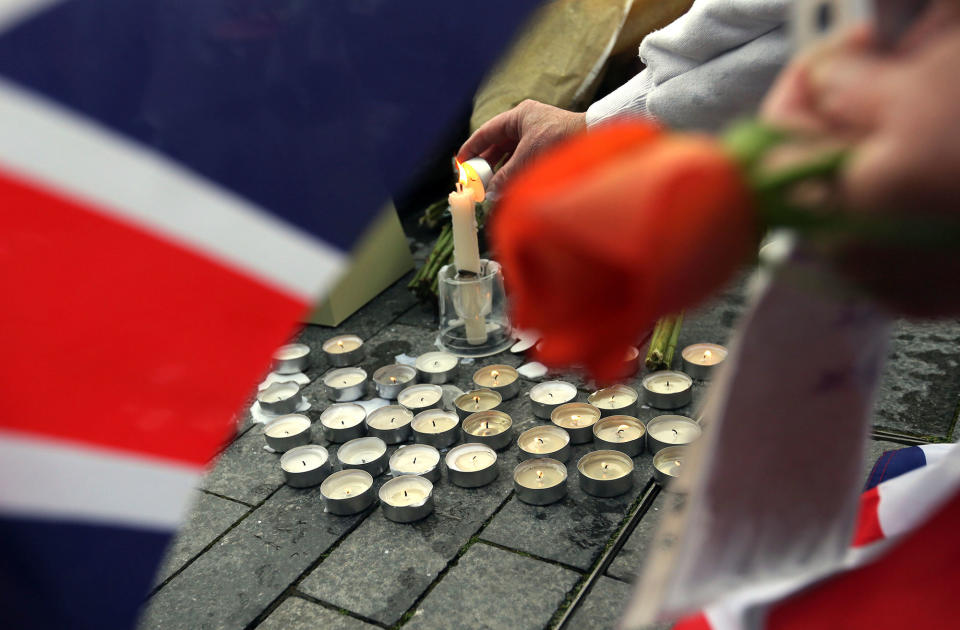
457, 100, 585, 196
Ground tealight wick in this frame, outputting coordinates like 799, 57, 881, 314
433, 360, 440, 367
341, 419, 345, 425
537, 470, 543, 479
404, 490, 408, 497
672, 428, 679, 437
342, 379, 348, 386
473, 396, 480, 409
432, 420, 436, 428
483, 421, 489, 429
302, 460, 306, 466
413, 457, 417, 464
548, 392, 553, 398
390, 376, 398, 384
420, 396, 425, 403
537, 437, 544, 445
345, 488, 351, 495
491, 370, 500, 382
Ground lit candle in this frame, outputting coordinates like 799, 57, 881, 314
587, 384, 639, 418
365, 405, 414, 445
320, 469, 375, 515
592, 415, 646, 456
388, 444, 441, 483
323, 367, 369, 402
461, 410, 513, 451
280, 444, 331, 488
449, 163, 486, 345
272, 343, 311, 375
513, 458, 568, 505
372, 364, 418, 399
321, 334, 365, 367
415, 351, 459, 384
529, 380, 578, 419
379, 475, 435, 523
453, 388, 502, 420
516, 425, 571, 462
319, 403, 367, 443
337, 436, 389, 477
263, 414, 312, 452
653, 445, 687, 487
397, 384, 444, 413
641, 370, 693, 410
411, 409, 460, 449
646, 415, 702, 454
445, 442, 498, 488
577, 450, 634, 497
472, 364, 521, 401
550, 402, 602, 444
256, 381, 303, 415
680, 343, 728, 380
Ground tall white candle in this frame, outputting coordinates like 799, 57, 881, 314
449, 165, 487, 345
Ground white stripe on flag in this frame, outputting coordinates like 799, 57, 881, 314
877, 442, 960, 541
0, 78, 346, 300
0, 0, 60, 35
0, 430, 201, 531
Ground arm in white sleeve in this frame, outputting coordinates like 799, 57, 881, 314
586, 0, 791, 131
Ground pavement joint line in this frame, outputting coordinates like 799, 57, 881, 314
241, 503, 377, 630
869, 429, 936, 446
198, 489, 255, 508
286, 591, 392, 630
551, 479, 661, 630
474, 539, 586, 575
392, 488, 517, 628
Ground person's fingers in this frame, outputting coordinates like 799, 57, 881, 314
807, 49, 892, 132
478, 144, 511, 168
456, 108, 522, 163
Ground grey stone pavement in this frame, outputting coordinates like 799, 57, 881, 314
137, 270, 960, 630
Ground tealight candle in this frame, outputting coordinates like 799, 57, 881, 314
388, 444, 441, 483
397, 384, 444, 413
337, 436, 389, 477
319, 403, 367, 443
280, 444, 331, 488
550, 403, 602, 445
415, 351, 459, 384
379, 475, 435, 523
372, 364, 417, 399
587, 384, 639, 418
681, 343, 728, 380
323, 367, 368, 402
257, 382, 303, 415
653, 446, 687, 487
320, 469, 375, 515
472, 364, 521, 401
529, 380, 578, 419
272, 343, 311, 375
445, 443, 498, 488
411, 409, 460, 449
453, 388, 502, 420
646, 415, 702, 454
513, 458, 568, 505
592, 416, 646, 456
263, 414, 312, 452
517, 425, 571, 462
577, 450, 634, 497
461, 410, 513, 451
322, 334, 365, 367
641, 370, 693, 409
365, 405, 414, 445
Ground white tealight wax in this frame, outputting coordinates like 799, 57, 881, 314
389, 444, 441, 475
397, 384, 443, 410
647, 416, 701, 446
264, 415, 310, 438
578, 451, 632, 480
588, 385, 638, 410
682, 343, 727, 366
454, 389, 501, 415
322, 470, 372, 499
258, 382, 299, 403
462, 412, 511, 437
324, 368, 367, 388
530, 380, 577, 404
366, 406, 413, 431
320, 403, 366, 430
415, 351, 458, 373
381, 475, 433, 507
517, 426, 570, 455
280, 447, 328, 473
337, 437, 387, 466
643, 371, 692, 395
593, 418, 644, 442
551, 404, 601, 429
322, 334, 363, 355
411, 410, 458, 434
447, 443, 497, 472
514, 460, 567, 489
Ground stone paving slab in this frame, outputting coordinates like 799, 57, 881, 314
567, 575, 669, 630
202, 423, 288, 505
255, 597, 381, 630
404, 543, 580, 630
138, 485, 365, 630
154, 491, 249, 586
481, 444, 655, 571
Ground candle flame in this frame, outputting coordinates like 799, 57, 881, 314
704, 350, 712, 360
617, 425, 628, 438
537, 470, 543, 479
473, 395, 480, 409
337, 340, 344, 349
390, 376, 398, 384
491, 369, 500, 382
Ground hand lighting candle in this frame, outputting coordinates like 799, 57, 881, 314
388, 444, 441, 483
472, 364, 521, 400
379, 475, 435, 523
680, 343, 728, 380
322, 334, 365, 367
453, 388, 501, 420
397, 384, 444, 413
411, 409, 460, 449
263, 414, 312, 452
323, 367, 368, 402
587, 384, 639, 418
529, 380, 577, 419
365, 405, 414, 444
461, 410, 513, 451
445, 443, 498, 488
280, 444, 331, 488
257, 382, 303, 415
319, 403, 367, 443
550, 402, 602, 445
592, 415, 646, 456
373, 364, 417, 399
517, 425, 571, 462
641, 370, 693, 409
646, 415, 701, 454
272, 343, 311, 375
415, 351, 459, 384
653, 445, 687, 487
577, 450, 634, 497
513, 458, 568, 505
320, 469, 375, 515
337, 437, 389, 477
449, 162, 487, 345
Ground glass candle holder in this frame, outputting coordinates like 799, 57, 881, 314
438, 259, 512, 357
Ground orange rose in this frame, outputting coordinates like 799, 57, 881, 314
491, 120, 757, 381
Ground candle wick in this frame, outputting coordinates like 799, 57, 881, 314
404, 490, 408, 497
537, 470, 543, 479
672, 428, 678, 437
432, 420, 436, 428
420, 396, 424, 403
301, 460, 306, 466
434, 361, 439, 367
413, 457, 417, 464
361, 458, 366, 463
537, 437, 543, 445
548, 392, 553, 398
390, 417, 396, 424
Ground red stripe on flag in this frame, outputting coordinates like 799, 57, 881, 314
673, 612, 712, 630
851, 486, 883, 547
0, 168, 308, 467
766, 487, 960, 630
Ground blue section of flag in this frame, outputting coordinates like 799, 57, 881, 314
0, 0, 539, 252
865, 446, 927, 491
0, 517, 171, 630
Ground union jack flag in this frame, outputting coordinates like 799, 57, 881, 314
0, 1, 537, 628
